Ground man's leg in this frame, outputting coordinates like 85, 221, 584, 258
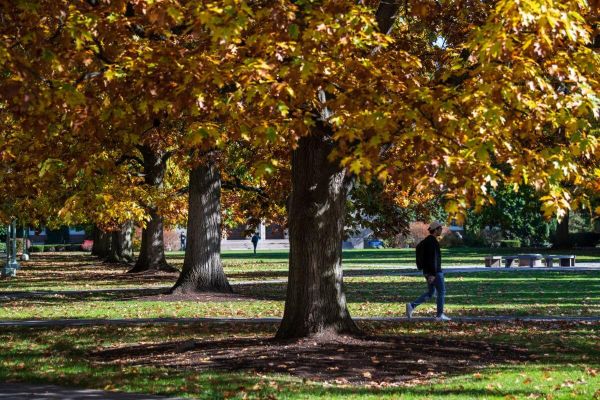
410, 280, 436, 309
434, 272, 446, 317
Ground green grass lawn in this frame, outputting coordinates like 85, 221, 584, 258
0, 253, 598, 320
1, 252, 600, 398
0, 321, 598, 399
175, 247, 600, 266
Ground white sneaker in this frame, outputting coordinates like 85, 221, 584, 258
406, 303, 414, 319
435, 314, 451, 322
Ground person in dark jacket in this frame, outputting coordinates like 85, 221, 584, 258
406, 221, 451, 321
251, 233, 260, 254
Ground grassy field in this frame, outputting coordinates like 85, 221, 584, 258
1, 251, 599, 398
0, 321, 598, 399
0, 253, 598, 320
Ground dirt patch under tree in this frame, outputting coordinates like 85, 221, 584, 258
92, 333, 529, 386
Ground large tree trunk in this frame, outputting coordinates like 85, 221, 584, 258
92, 226, 112, 259
105, 221, 134, 263
553, 210, 571, 249
128, 145, 176, 273
171, 163, 232, 294
91, 226, 101, 256
276, 133, 359, 339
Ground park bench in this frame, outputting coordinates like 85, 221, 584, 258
543, 254, 576, 267
503, 254, 544, 268
484, 253, 576, 268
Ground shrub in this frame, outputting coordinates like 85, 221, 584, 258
569, 232, 600, 247
439, 232, 464, 248
29, 245, 44, 252
81, 240, 93, 252
45, 246, 56, 252
500, 239, 521, 248
0, 243, 6, 252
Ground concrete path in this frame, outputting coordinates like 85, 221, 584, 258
0, 315, 598, 328
0, 383, 185, 399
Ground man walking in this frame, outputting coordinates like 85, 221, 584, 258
251, 233, 260, 254
406, 221, 451, 321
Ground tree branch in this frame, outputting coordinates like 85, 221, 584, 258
222, 177, 268, 198
115, 154, 144, 167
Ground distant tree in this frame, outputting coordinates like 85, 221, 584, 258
464, 185, 554, 247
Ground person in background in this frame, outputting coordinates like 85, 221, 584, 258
251, 233, 260, 254
180, 232, 186, 251
406, 221, 451, 321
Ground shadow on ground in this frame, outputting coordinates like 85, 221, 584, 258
92, 334, 529, 385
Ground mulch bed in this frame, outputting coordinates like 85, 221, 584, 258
92, 334, 529, 386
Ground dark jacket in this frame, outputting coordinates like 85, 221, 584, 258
418, 235, 442, 275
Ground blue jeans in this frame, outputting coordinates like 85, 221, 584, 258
410, 272, 446, 316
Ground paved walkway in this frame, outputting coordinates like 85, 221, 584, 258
0, 383, 185, 399
0, 315, 598, 328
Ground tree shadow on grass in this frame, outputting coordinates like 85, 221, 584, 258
91, 333, 529, 386
2, 277, 599, 312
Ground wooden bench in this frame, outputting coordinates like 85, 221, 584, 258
484, 255, 502, 267
544, 255, 576, 267
502, 254, 544, 268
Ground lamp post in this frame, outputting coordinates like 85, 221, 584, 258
2, 219, 19, 277
4, 224, 8, 265
21, 223, 29, 261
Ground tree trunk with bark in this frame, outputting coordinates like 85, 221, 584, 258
128, 145, 176, 273
553, 211, 571, 249
91, 226, 101, 256
105, 221, 134, 263
92, 226, 112, 259
276, 133, 359, 339
171, 163, 232, 293
275, 0, 400, 339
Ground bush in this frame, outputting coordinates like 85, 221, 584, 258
81, 240, 93, 252
439, 232, 464, 248
45, 246, 56, 252
500, 239, 521, 248
0, 243, 6, 252
29, 245, 44, 252
569, 232, 600, 247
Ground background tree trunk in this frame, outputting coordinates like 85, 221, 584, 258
129, 145, 175, 273
117, 220, 134, 262
92, 227, 112, 259
553, 211, 571, 249
105, 221, 134, 263
171, 163, 232, 294
276, 133, 359, 339
91, 226, 101, 256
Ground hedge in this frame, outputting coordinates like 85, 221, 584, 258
27, 244, 82, 252
500, 239, 521, 248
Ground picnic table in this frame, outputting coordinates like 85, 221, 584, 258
544, 254, 576, 267
503, 254, 544, 268
485, 253, 576, 268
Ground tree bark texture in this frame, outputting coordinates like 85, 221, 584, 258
105, 221, 134, 263
91, 226, 101, 256
276, 133, 359, 339
553, 211, 571, 249
92, 226, 111, 259
129, 145, 175, 273
171, 163, 232, 293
